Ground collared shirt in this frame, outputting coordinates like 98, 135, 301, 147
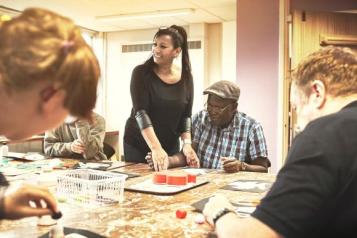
192, 110, 268, 169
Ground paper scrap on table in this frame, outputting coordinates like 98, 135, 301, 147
236, 206, 256, 214
231, 181, 269, 190
182, 168, 207, 175
5, 152, 26, 159
0, 167, 36, 176
5, 152, 47, 161
222, 180, 273, 193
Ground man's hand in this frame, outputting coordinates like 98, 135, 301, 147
182, 144, 200, 168
2, 184, 59, 220
151, 147, 169, 171
221, 157, 241, 173
203, 194, 236, 225
70, 139, 85, 154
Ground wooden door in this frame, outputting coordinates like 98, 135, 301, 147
285, 10, 357, 156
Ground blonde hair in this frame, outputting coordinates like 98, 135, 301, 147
0, 8, 100, 119
293, 47, 357, 97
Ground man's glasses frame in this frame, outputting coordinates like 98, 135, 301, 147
205, 102, 233, 114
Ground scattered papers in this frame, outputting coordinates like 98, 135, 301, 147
182, 168, 207, 176
221, 180, 272, 193
0, 167, 36, 176
106, 161, 127, 170
5, 152, 26, 159
24, 153, 47, 161
77, 162, 111, 170
191, 197, 257, 218
4, 152, 47, 161
236, 206, 256, 214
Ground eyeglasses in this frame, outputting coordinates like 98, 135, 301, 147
205, 102, 233, 114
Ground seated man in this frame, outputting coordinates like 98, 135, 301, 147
203, 47, 357, 237
44, 112, 107, 160
147, 80, 270, 173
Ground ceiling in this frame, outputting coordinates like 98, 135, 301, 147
0, 0, 237, 32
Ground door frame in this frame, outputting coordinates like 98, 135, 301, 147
279, 0, 292, 167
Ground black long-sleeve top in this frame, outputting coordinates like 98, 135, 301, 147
124, 64, 193, 155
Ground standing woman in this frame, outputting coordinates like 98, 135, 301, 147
124, 25, 199, 171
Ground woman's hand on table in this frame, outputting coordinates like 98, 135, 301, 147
151, 147, 169, 171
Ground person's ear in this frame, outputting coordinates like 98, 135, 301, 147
174, 47, 182, 58
310, 80, 326, 109
40, 86, 66, 115
226, 101, 237, 114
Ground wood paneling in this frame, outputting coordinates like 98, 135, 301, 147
292, 10, 357, 68
288, 10, 357, 142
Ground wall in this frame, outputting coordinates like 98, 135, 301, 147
206, 23, 222, 85
205, 21, 237, 87
236, 0, 280, 172
222, 21, 237, 82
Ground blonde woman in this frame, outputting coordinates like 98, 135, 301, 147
0, 8, 100, 220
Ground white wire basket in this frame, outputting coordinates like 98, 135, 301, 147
57, 169, 127, 206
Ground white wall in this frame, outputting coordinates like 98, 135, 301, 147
187, 23, 206, 114
82, 31, 106, 119
237, 0, 280, 173
222, 21, 237, 82
206, 23, 222, 86
204, 21, 237, 86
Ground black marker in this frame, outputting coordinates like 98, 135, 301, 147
51, 211, 63, 220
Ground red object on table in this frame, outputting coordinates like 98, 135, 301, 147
153, 172, 167, 184
167, 171, 188, 186
176, 209, 187, 219
187, 174, 196, 183
153, 170, 197, 185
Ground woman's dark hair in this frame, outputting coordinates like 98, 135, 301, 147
144, 25, 192, 81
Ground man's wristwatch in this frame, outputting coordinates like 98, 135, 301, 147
212, 207, 236, 225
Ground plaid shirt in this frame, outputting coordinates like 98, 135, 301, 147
192, 110, 268, 169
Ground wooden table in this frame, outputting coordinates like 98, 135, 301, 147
0, 162, 276, 238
